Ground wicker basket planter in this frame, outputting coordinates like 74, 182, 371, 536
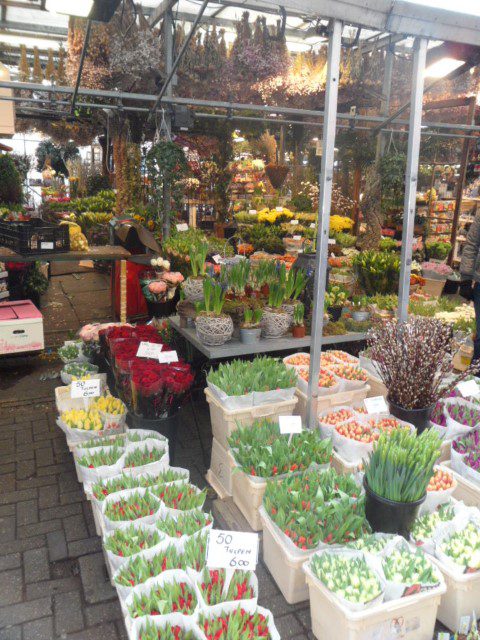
195, 314, 234, 346
261, 308, 291, 338
182, 276, 205, 302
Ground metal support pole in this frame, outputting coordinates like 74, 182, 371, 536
162, 9, 174, 239
306, 19, 342, 430
149, 0, 209, 119
375, 45, 394, 161
71, 19, 92, 116
397, 37, 428, 322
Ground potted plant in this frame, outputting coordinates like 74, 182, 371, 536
325, 285, 348, 322
352, 250, 400, 296
261, 283, 291, 338
292, 302, 306, 338
240, 307, 263, 344
182, 240, 209, 302
195, 278, 234, 346
281, 265, 308, 319
363, 429, 441, 536
226, 260, 250, 298
351, 295, 370, 322
368, 316, 479, 432
252, 259, 276, 297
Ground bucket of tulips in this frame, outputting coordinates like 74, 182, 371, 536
333, 418, 379, 463
125, 570, 198, 626
198, 605, 280, 640
422, 466, 457, 513
129, 615, 205, 640
103, 522, 165, 573
295, 366, 340, 397
378, 538, 443, 601
444, 399, 480, 441
304, 548, 385, 612
155, 510, 213, 544
123, 442, 169, 478
363, 429, 442, 536
75, 445, 125, 485
451, 429, 480, 485
113, 541, 185, 603
93, 395, 127, 431
433, 512, 480, 575
61, 361, 99, 385
191, 568, 258, 615
151, 482, 207, 516
409, 502, 457, 555
102, 488, 162, 532
327, 364, 368, 392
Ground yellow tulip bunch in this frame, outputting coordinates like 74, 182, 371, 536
94, 395, 126, 415
61, 408, 103, 431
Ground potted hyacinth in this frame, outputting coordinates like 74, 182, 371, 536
195, 278, 234, 346
281, 265, 308, 320
261, 283, 291, 338
292, 302, 306, 338
240, 307, 263, 344
182, 240, 209, 302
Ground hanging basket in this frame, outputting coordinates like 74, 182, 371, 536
195, 314, 234, 346
265, 163, 289, 189
261, 308, 291, 338
182, 277, 204, 302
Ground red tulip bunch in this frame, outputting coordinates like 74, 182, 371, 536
200, 608, 273, 639
128, 581, 197, 618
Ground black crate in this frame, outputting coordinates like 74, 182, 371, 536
0, 219, 70, 254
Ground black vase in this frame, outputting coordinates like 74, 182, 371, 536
145, 291, 179, 319
328, 306, 343, 322
443, 278, 460, 295
363, 478, 426, 537
127, 410, 179, 464
388, 399, 434, 434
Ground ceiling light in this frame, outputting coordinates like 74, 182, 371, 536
46, 0, 94, 17
425, 57, 464, 78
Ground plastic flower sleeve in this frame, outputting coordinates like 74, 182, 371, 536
101, 487, 163, 532
188, 567, 258, 617
433, 510, 480, 576
129, 614, 205, 640
102, 521, 165, 573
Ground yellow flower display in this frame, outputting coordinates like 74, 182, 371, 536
329, 215, 354, 234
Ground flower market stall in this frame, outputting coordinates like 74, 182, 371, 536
3, 1, 480, 640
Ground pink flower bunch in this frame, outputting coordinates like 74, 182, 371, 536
148, 281, 168, 295
161, 272, 184, 286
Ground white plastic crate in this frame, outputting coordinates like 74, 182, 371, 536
441, 461, 480, 508
206, 437, 236, 498
429, 555, 480, 631
205, 387, 298, 450
295, 385, 370, 422
231, 460, 267, 532
260, 506, 313, 604
303, 561, 446, 640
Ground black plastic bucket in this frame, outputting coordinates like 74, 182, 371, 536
145, 294, 178, 319
126, 411, 179, 464
388, 400, 434, 434
363, 478, 426, 537
443, 278, 460, 295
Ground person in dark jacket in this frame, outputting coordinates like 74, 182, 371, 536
460, 213, 480, 360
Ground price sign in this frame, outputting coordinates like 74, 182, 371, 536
158, 350, 179, 364
248, 209, 257, 215
328, 239, 336, 245
457, 379, 480, 397
437, 634, 450, 640
275, 206, 283, 212
364, 396, 389, 414
310, 223, 316, 229
137, 341, 163, 359
279, 415, 303, 435
290, 219, 299, 226
41, 241, 54, 250
458, 616, 471, 635
71, 379, 101, 399
293, 235, 302, 241
212, 254, 222, 264
176, 223, 189, 232
207, 530, 259, 571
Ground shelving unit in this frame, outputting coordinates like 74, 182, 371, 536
0, 263, 8, 301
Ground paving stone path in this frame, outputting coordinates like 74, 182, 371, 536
0, 394, 315, 640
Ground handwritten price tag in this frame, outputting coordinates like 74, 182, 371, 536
275, 206, 283, 212
248, 209, 257, 215
279, 415, 303, 434
290, 219, 299, 226
176, 223, 189, 232
71, 379, 100, 399
158, 350, 179, 364
207, 530, 259, 571
293, 235, 302, 241
212, 254, 222, 264
364, 396, 388, 414
137, 341, 163, 359
328, 238, 336, 245
457, 379, 480, 397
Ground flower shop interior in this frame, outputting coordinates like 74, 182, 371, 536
2, 0, 480, 639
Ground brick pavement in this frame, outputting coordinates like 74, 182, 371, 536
0, 393, 315, 640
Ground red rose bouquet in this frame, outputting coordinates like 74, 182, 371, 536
131, 361, 194, 419
133, 324, 165, 344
